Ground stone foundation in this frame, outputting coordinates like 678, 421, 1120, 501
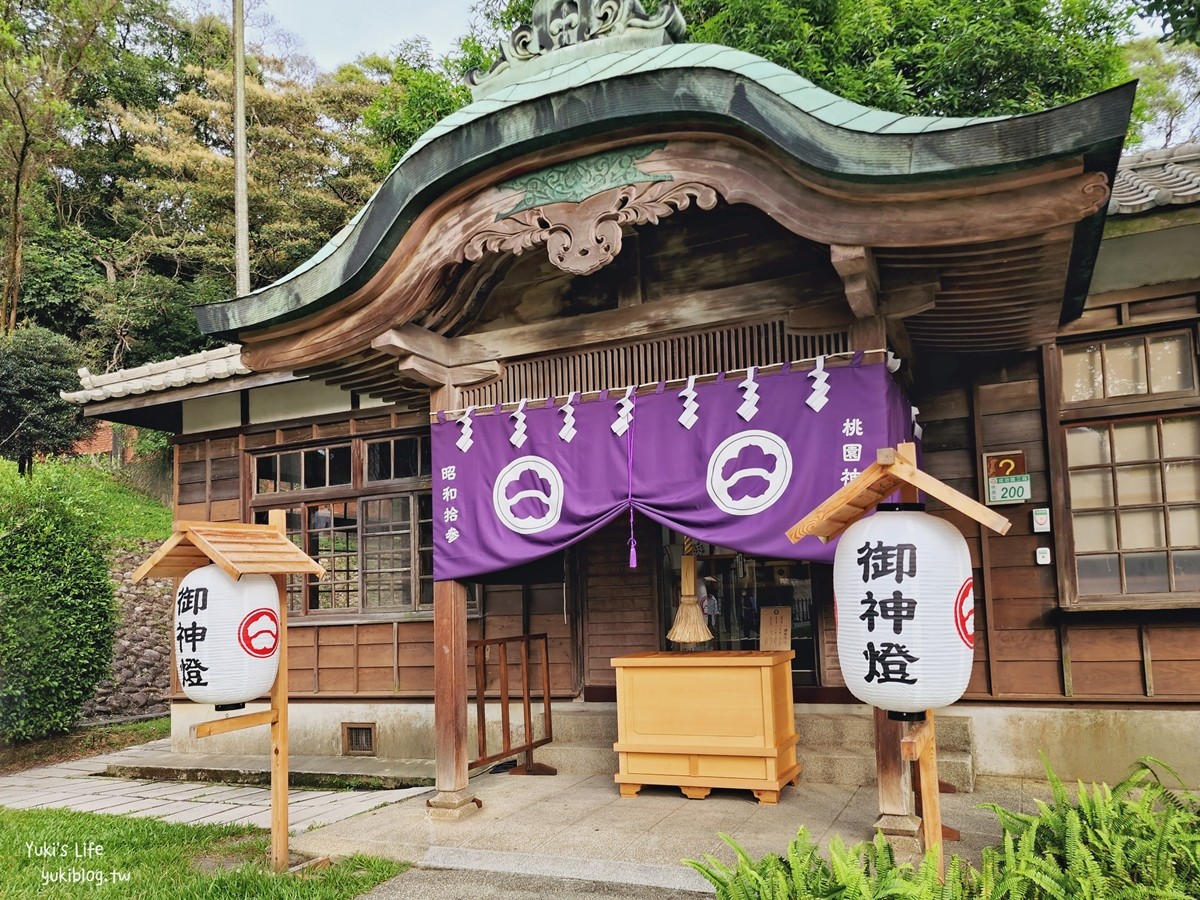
81, 541, 173, 722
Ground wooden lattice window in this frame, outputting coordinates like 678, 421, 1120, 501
1060, 331, 1196, 406
255, 442, 352, 494
1066, 414, 1200, 603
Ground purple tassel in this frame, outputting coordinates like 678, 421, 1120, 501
628, 537, 638, 569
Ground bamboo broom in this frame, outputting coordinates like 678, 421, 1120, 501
667, 537, 713, 645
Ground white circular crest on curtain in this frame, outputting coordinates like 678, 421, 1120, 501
493, 455, 565, 534
706, 430, 793, 516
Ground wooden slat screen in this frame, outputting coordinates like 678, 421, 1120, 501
460, 319, 847, 407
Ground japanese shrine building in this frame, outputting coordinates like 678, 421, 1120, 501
66, 0, 1200, 789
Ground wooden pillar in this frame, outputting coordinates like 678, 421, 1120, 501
874, 707, 913, 816
427, 383, 479, 819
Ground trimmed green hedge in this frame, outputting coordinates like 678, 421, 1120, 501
0, 467, 117, 741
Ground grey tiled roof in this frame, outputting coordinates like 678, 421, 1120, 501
61, 344, 249, 404
1110, 142, 1200, 215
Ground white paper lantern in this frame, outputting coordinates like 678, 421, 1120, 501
174, 564, 281, 706
833, 504, 973, 717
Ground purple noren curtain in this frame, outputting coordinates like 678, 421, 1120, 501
432, 359, 913, 581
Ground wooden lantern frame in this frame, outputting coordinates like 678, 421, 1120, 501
133, 514, 325, 874
787, 442, 1010, 878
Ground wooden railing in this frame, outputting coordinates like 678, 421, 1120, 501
468, 633, 557, 775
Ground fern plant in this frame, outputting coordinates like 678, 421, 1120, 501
684, 756, 1200, 900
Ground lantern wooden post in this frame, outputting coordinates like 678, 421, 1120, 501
267, 510, 289, 873
787, 442, 1010, 880
132, 518, 325, 874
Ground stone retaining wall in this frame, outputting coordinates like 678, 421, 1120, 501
82, 541, 173, 722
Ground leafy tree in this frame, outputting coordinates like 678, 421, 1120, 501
1126, 37, 1200, 147
1140, 0, 1200, 44
0, 325, 95, 476
0, 0, 119, 334
473, 0, 1133, 118
361, 39, 475, 173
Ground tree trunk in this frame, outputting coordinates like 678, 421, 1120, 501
1, 141, 30, 335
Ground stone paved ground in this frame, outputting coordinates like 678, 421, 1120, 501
0, 738, 428, 830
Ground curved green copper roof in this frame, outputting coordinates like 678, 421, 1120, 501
196, 42, 1136, 339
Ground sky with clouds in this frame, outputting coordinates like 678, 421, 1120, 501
255, 0, 478, 72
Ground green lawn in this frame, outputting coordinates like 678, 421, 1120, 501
0, 807, 405, 898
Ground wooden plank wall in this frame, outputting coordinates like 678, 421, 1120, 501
582, 517, 661, 691
478, 582, 577, 696
286, 620, 481, 697
175, 437, 241, 522
906, 353, 1200, 702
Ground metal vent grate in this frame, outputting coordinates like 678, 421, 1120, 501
342, 723, 376, 756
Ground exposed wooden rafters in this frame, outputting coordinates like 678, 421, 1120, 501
830, 244, 879, 318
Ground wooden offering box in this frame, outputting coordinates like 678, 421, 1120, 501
611, 650, 801, 804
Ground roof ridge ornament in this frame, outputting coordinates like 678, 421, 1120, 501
468, 0, 686, 99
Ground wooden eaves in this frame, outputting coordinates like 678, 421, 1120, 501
132, 521, 327, 583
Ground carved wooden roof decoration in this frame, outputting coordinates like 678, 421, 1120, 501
466, 0, 687, 99
193, 3, 1135, 374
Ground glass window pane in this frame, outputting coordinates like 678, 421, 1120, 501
1061, 345, 1103, 402
394, 438, 420, 479
366, 442, 390, 482
256, 455, 277, 493
1116, 465, 1162, 505
1066, 426, 1110, 466
304, 449, 327, 488
1120, 508, 1164, 550
309, 505, 333, 530
1070, 470, 1114, 508
1077, 555, 1120, 595
279, 452, 302, 491
1169, 505, 1200, 546
1162, 417, 1200, 458
1149, 334, 1193, 393
418, 493, 433, 519
329, 445, 352, 485
420, 436, 432, 476
1104, 338, 1148, 397
1074, 512, 1117, 552
1124, 552, 1169, 593
393, 496, 411, 525
1165, 462, 1200, 503
1113, 421, 1158, 462
1173, 550, 1200, 591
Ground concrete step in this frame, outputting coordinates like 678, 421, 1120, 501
538, 707, 975, 790
536, 740, 618, 775
797, 713, 974, 755
539, 741, 974, 792
548, 703, 618, 743
798, 749, 877, 786
797, 712, 875, 749
796, 748, 974, 791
